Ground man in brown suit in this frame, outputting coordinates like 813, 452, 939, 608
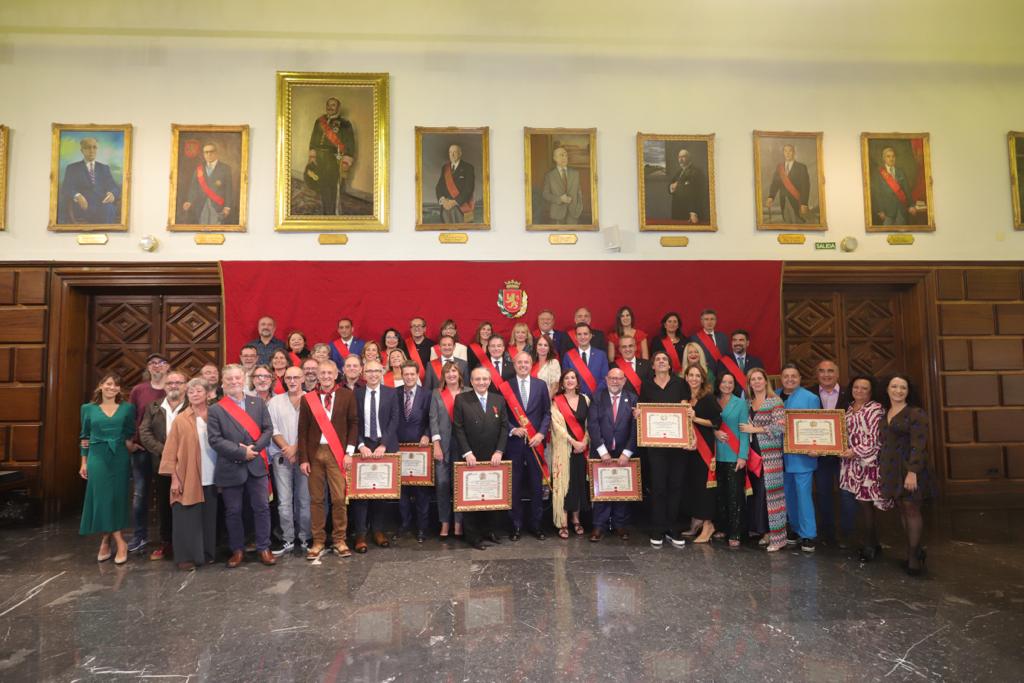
298, 360, 358, 559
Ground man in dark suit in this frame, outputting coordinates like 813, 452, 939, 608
297, 360, 358, 560
668, 148, 710, 224
689, 309, 731, 366
483, 335, 515, 394
870, 146, 917, 226
435, 143, 476, 224
181, 142, 236, 225
59, 137, 120, 224
765, 143, 811, 224
562, 323, 608, 398
207, 364, 276, 568
567, 307, 607, 353
426, 335, 469, 389
406, 317, 435, 374
613, 335, 651, 396
534, 309, 569, 356
351, 360, 400, 553
396, 361, 433, 542
453, 367, 509, 550
328, 317, 366, 367
588, 368, 638, 541
506, 351, 551, 541
714, 329, 765, 395
812, 359, 856, 546
137, 370, 187, 561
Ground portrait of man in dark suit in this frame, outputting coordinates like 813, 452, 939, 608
754, 131, 825, 230
182, 143, 236, 225
52, 128, 129, 229
416, 127, 489, 229
862, 132, 933, 232
765, 144, 810, 224
637, 134, 716, 232
169, 126, 247, 231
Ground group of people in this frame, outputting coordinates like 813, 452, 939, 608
78, 306, 936, 576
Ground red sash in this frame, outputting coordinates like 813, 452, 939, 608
430, 358, 444, 382
469, 342, 489, 370
498, 378, 550, 484
332, 338, 351, 360
318, 116, 346, 155
697, 330, 724, 363
776, 163, 801, 202
660, 338, 682, 373
566, 349, 597, 393
441, 388, 456, 422
431, 344, 441, 359
719, 356, 748, 391
216, 397, 272, 497
693, 422, 717, 489
195, 165, 225, 206
554, 394, 586, 442
304, 392, 347, 471
273, 376, 286, 395
720, 423, 760, 496
530, 360, 543, 378
404, 337, 426, 380
289, 351, 303, 367
615, 357, 643, 394
382, 373, 396, 388
508, 344, 523, 358
567, 329, 578, 346
443, 163, 475, 213
878, 166, 907, 205
473, 349, 506, 391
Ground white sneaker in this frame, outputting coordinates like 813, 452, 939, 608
649, 535, 664, 548
272, 541, 294, 557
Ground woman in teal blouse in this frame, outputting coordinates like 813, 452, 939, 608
713, 373, 750, 546
79, 373, 136, 564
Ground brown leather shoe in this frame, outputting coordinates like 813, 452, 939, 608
306, 544, 326, 560
615, 528, 630, 541
332, 544, 352, 558
373, 531, 390, 548
176, 561, 196, 571
259, 549, 277, 566
589, 529, 603, 543
226, 550, 244, 568
354, 535, 368, 554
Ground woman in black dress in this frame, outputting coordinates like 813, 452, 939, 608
649, 312, 686, 376
550, 369, 590, 538
638, 350, 687, 548
680, 364, 723, 544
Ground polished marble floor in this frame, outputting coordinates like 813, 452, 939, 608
1, 502, 1022, 682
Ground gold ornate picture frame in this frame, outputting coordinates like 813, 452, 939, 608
49, 123, 132, 232
861, 132, 935, 232
0, 125, 8, 231
415, 126, 490, 230
1009, 131, 1024, 230
753, 130, 827, 231
275, 71, 389, 232
524, 127, 598, 231
637, 133, 716, 232
168, 124, 249, 232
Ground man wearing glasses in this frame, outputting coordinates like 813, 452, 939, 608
126, 353, 171, 553
138, 370, 188, 561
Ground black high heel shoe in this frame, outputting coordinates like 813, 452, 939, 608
858, 543, 882, 562
904, 547, 927, 577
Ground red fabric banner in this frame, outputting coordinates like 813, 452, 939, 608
221, 261, 782, 373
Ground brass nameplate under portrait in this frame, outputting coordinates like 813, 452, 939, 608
194, 234, 225, 245
660, 236, 689, 247
777, 234, 806, 245
887, 234, 915, 245
439, 232, 468, 244
318, 234, 349, 245
548, 234, 578, 245
76, 233, 108, 245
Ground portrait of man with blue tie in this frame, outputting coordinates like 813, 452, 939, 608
51, 125, 130, 230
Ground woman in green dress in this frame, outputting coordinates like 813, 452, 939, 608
79, 373, 136, 564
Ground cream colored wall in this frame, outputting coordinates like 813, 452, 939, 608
1, 0, 1022, 262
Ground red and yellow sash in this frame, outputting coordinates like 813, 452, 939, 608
615, 357, 643, 394
696, 330, 724, 363
216, 397, 272, 497
318, 116, 346, 155
195, 165, 224, 206
878, 166, 907, 205
304, 391, 346, 471
719, 423, 761, 496
554, 394, 586, 442
498, 377, 550, 484
693, 422, 718, 489
404, 337, 426, 381
566, 349, 597, 394
443, 163, 475, 214
776, 163, 801, 202
660, 337, 682, 373
332, 338, 351, 360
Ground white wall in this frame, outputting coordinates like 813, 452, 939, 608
1, 0, 1022, 262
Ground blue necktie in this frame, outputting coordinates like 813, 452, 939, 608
479, 395, 487, 412
369, 390, 379, 441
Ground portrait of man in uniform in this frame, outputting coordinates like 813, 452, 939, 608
637, 133, 716, 232
168, 124, 249, 232
861, 132, 934, 232
415, 126, 490, 230
753, 131, 826, 230
49, 123, 132, 232
525, 128, 598, 231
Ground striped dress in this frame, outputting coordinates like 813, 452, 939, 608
750, 395, 786, 547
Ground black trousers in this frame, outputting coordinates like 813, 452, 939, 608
463, 510, 502, 546
151, 461, 173, 545
647, 449, 685, 536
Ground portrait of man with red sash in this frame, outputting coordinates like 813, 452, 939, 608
307, 96, 356, 216
434, 142, 476, 224
765, 143, 810, 225
181, 142, 236, 225
869, 144, 918, 226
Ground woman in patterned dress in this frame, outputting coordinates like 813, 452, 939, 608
839, 375, 891, 562
739, 367, 787, 551
879, 374, 937, 576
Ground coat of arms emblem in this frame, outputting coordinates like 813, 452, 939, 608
497, 279, 528, 319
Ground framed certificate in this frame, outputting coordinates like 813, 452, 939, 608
589, 459, 643, 502
784, 409, 848, 456
399, 443, 434, 486
453, 461, 512, 512
348, 455, 401, 499
636, 403, 693, 448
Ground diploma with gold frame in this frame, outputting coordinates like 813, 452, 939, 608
453, 461, 512, 512
589, 459, 643, 502
347, 455, 401, 499
398, 443, 434, 486
636, 403, 693, 448
784, 409, 848, 456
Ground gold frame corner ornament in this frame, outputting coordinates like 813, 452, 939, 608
752, 130, 827, 232
637, 132, 717, 233
860, 131, 935, 233
524, 127, 598, 232
414, 125, 491, 231
275, 71, 389, 232
48, 123, 133, 233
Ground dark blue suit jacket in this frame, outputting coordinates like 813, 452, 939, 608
715, 353, 765, 393
396, 384, 431, 443
588, 388, 637, 457
562, 347, 609, 397
689, 330, 731, 365
59, 160, 120, 224
355, 384, 400, 452
207, 395, 274, 487
534, 330, 571, 356
328, 337, 366, 367
507, 375, 552, 440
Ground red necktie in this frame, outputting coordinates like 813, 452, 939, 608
322, 389, 332, 412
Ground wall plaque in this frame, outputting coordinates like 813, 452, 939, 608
76, 234, 108, 245
439, 232, 468, 244
660, 236, 689, 247
777, 234, 806, 245
887, 234, 915, 245
194, 234, 225, 245
318, 234, 348, 245
548, 234, 578, 245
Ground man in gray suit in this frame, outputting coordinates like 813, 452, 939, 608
208, 364, 276, 568
540, 146, 583, 225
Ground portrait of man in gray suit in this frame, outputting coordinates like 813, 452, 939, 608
541, 146, 583, 225
526, 128, 597, 230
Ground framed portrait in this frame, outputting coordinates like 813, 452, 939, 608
861, 132, 935, 232
49, 123, 132, 232
0, 125, 8, 231
753, 131, 827, 231
637, 133, 716, 232
415, 126, 490, 230
524, 127, 598, 231
167, 125, 249, 232
1009, 132, 1024, 230
275, 71, 389, 232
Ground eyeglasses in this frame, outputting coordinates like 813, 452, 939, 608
253, 374, 272, 380
165, 381, 184, 386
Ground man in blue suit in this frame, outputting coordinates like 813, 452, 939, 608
328, 318, 365, 367
207, 364, 276, 568
506, 351, 551, 541
59, 137, 120, 224
534, 309, 569, 356
689, 309, 732, 366
714, 330, 765, 397
396, 361, 433, 543
352, 360, 400, 553
562, 323, 608, 398
588, 368, 637, 541
777, 363, 821, 552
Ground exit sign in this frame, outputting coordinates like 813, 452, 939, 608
815, 241, 836, 250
